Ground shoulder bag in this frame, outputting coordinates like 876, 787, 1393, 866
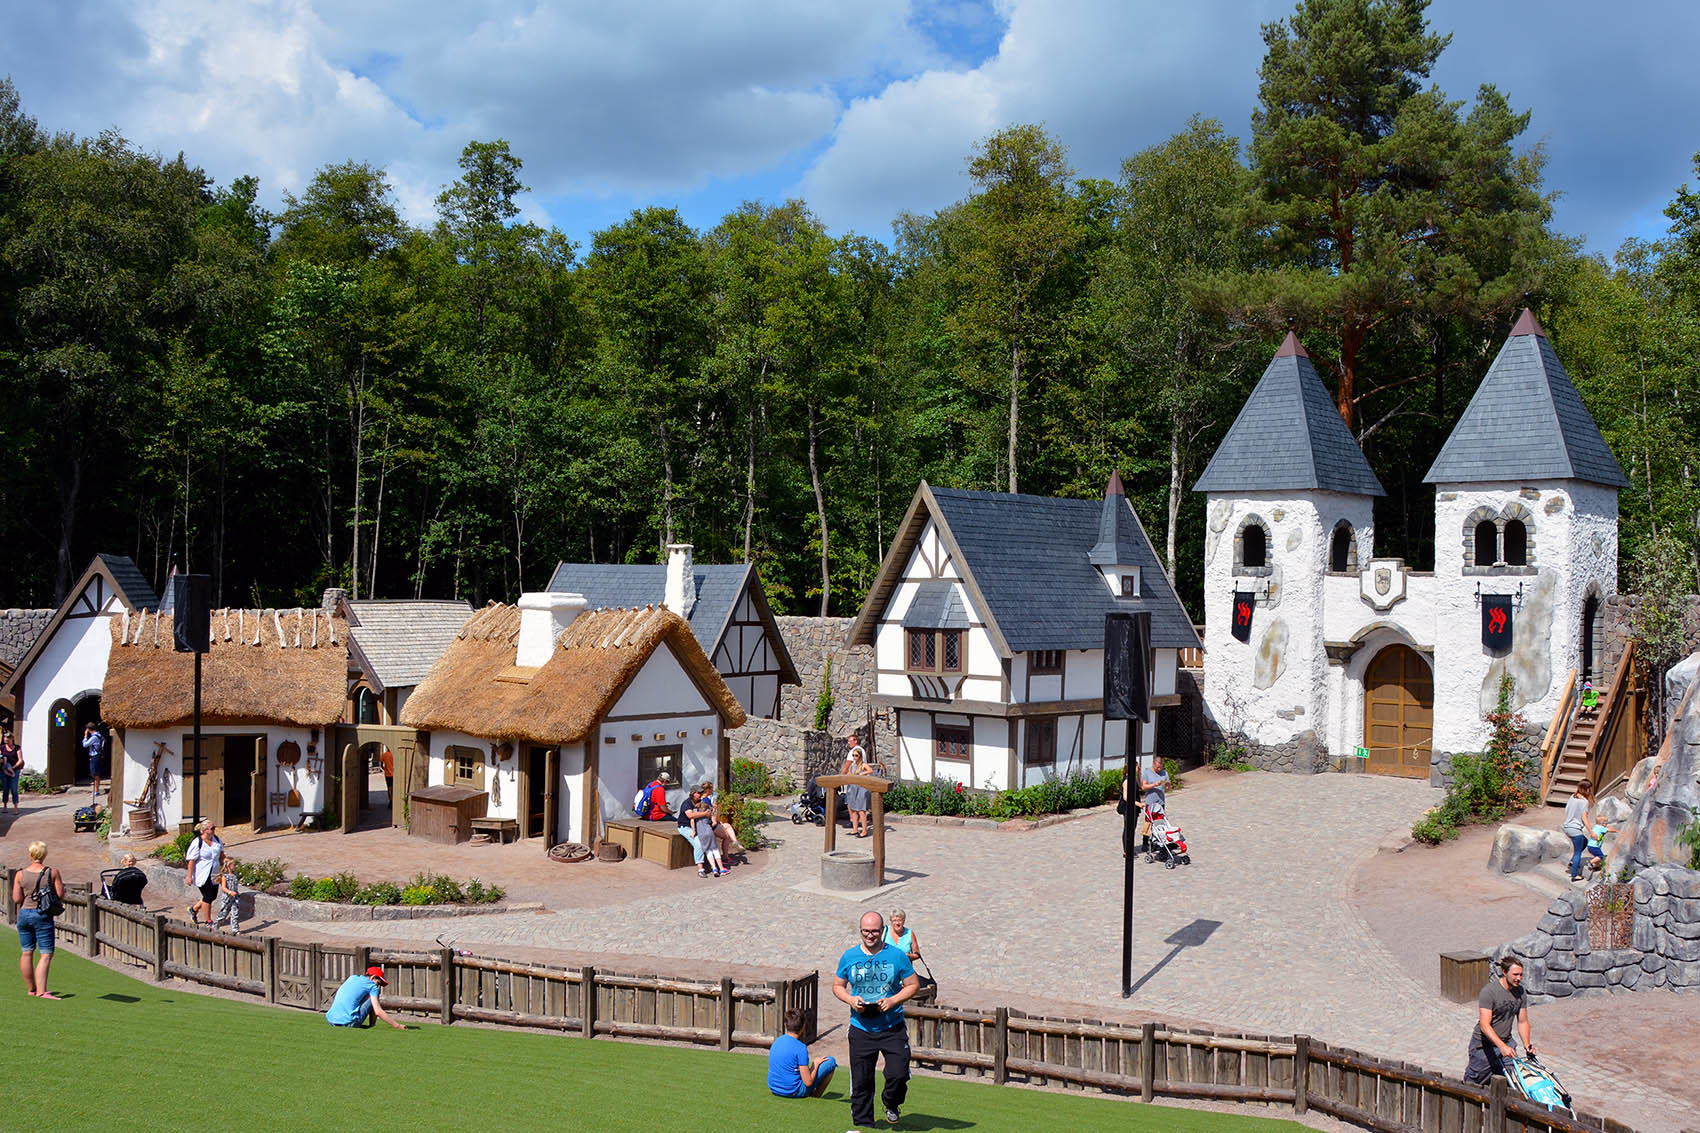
32, 866, 63, 919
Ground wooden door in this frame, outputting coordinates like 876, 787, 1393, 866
340, 743, 360, 833
251, 736, 268, 832
1364, 645, 1433, 778
185, 735, 226, 826
47, 699, 77, 789
543, 747, 559, 849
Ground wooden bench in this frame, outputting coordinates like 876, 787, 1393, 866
470, 816, 519, 844
603, 818, 695, 869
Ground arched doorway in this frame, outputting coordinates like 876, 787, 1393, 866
1580, 592, 1599, 682
47, 694, 103, 790
1363, 645, 1433, 778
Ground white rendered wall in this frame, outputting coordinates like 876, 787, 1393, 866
1430, 480, 1615, 754
16, 602, 123, 773
117, 724, 320, 833
598, 642, 723, 829
1202, 491, 1373, 748
560, 743, 586, 844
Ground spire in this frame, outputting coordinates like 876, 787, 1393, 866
1509, 308, 1546, 338
1105, 468, 1125, 497
1090, 470, 1140, 564
1274, 330, 1308, 358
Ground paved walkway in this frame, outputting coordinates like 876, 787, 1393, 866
8, 772, 1698, 1131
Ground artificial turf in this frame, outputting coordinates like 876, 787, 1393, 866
20, 952, 1307, 1131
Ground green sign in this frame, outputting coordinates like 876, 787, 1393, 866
1353, 746, 1369, 760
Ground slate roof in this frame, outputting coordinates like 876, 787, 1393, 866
343, 599, 474, 691
1089, 470, 1147, 565
1424, 312, 1629, 488
1193, 333, 1384, 497
545, 561, 800, 686
902, 580, 971, 629
852, 484, 1199, 653
99, 554, 160, 610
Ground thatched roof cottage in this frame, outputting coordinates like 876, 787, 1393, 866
401, 594, 746, 845
102, 607, 349, 834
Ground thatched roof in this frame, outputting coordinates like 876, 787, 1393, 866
399, 603, 746, 746
102, 608, 349, 729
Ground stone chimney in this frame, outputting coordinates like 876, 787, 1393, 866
664, 544, 695, 619
516, 592, 587, 667
321, 588, 349, 617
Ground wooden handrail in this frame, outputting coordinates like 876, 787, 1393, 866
1581, 640, 1636, 789
1541, 667, 1578, 801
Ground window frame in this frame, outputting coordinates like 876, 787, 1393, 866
906, 628, 964, 674
445, 744, 485, 790
934, 723, 972, 763
1024, 717, 1057, 768
1029, 649, 1064, 675
637, 744, 683, 791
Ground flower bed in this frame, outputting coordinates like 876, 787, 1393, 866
884, 770, 1123, 821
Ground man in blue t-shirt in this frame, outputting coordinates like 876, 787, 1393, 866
767, 1007, 837, 1098
833, 910, 918, 1127
326, 965, 406, 1029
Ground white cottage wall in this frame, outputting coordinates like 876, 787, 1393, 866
16, 603, 123, 773
117, 725, 319, 832
559, 742, 586, 844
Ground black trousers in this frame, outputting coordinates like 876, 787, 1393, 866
848, 1023, 910, 1125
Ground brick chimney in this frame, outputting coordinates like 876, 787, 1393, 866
516, 592, 587, 667
664, 544, 695, 619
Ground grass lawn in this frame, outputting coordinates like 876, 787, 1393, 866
21, 953, 1308, 1131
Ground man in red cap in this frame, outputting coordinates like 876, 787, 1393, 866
326, 964, 406, 1029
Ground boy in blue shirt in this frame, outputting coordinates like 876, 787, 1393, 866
767, 1007, 836, 1098
326, 965, 406, 1029
833, 911, 919, 1127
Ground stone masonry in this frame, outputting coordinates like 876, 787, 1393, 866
1497, 865, 1700, 1002
0, 608, 52, 669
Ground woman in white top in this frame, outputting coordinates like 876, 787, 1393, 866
185, 820, 225, 927
841, 732, 872, 838
1562, 779, 1595, 883
882, 908, 920, 961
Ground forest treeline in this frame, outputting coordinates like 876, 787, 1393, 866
2, 0, 1697, 618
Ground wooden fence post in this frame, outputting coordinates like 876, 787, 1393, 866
1140, 1022, 1156, 1102
719, 977, 734, 1051
2, 867, 12, 922
993, 1007, 1009, 1084
773, 979, 790, 1039
439, 948, 454, 1025
152, 914, 169, 982
354, 944, 370, 976
1488, 1076, 1506, 1133
1293, 1035, 1310, 1116
308, 944, 323, 1011
581, 966, 597, 1038
87, 896, 101, 958
263, 936, 278, 1004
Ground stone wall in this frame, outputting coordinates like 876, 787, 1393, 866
1428, 724, 1543, 794
0, 608, 52, 669
1600, 593, 1700, 678
727, 616, 891, 786
1497, 865, 1700, 1002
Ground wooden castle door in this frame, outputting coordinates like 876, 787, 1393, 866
1363, 645, 1434, 778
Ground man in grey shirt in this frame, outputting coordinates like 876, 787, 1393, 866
1464, 956, 1534, 1084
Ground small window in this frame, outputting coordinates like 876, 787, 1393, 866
445, 744, 484, 790
1242, 525, 1267, 569
907, 629, 963, 674
1024, 718, 1057, 767
356, 687, 379, 725
1030, 650, 1063, 675
935, 724, 971, 763
1120, 569, 1140, 597
1474, 520, 1498, 567
638, 745, 682, 789
1503, 520, 1527, 566
1329, 526, 1353, 572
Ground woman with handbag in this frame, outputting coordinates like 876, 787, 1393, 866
12, 840, 65, 999
884, 909, 937, 1001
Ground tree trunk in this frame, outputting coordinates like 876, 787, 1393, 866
1337, 321, 1362, 430
658, 416, 675, 555
1008, 339, 1021, 494
1165, 326, 1187, 579
368, 431, 389, 599
53, 455, 84, 603
808, 404, 830, 618
742, 375, 761, 562
348, 357, 367, 599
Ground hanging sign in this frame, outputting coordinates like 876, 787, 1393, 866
1482, 595, 1513, 652
1230, 591, 1255, 643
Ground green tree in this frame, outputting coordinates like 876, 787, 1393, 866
1215, 0, 1550, 434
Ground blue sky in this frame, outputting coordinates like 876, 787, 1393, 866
3, 0, 1695, 259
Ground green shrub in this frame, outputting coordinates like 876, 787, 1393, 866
1210, 742, 1252, 772
1411, 809, 1460, 844
814, 656, 835, 730
1678, 820, 1700, 871
353, 881, 401, 906
151, 831, 196, 864
720, 792, 769, 851
309, 877, 340, 902
407, 873, 464, 903
287, 874, 315, 900
232, 857, 287, 890
730, 758, 777, 797
95, 808, 111, 842
18, 772, 48, 794
400, 883, 436, 906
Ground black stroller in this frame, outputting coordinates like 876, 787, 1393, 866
790, 777, 826, 825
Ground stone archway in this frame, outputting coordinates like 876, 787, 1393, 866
1363, 645, 1433, 778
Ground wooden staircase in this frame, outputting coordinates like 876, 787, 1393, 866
1541, 641, 1646, 806
1545, 707, 1599, 805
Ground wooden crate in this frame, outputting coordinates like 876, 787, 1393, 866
602, 820, 642, 858
408, 786, 488, 844
1440, 951, 1490, 1004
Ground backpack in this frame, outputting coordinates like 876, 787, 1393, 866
633, 782, 659, 819
32, 867, 63, 919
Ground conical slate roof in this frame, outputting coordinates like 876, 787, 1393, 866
1089, 470, 1143, 564
1423, 311, 1628, 488
1193, 333, 1384, 496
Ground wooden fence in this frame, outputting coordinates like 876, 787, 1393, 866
3, 872, 817, 1048
903, 1005, 1635, 1133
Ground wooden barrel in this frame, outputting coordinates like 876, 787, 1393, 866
127, 808, 156, 839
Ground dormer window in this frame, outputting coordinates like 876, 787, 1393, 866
1120, 568, 1140, 597
907, 628, 963, 674
1030, 650, 1063, 674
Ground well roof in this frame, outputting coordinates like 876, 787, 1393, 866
399, 603, 746, 746
101, 608, 349, 729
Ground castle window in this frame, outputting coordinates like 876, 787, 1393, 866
1241, 525, 1266, 568
1233, 516, 1274, 577
1329, 523, 1356, 573
1502, 519, 1528, 566
1474, 520, 1498, 567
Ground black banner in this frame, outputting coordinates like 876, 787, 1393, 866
1482, 594, 1513, 653
1230, 591, 1255, 643
1104, 611, 1151, 721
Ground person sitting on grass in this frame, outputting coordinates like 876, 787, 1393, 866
767, 1007, 836, 1099
326, 965, 406, 1029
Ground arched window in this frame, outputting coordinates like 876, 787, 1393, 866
1474, 520, 1498, 567
1242, 524, 1267, 569
1329, 524, 1355, 573
1502, 519, 1528, 566
356, 687, 379, 725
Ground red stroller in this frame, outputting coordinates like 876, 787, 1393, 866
1142, 799, 1190, 868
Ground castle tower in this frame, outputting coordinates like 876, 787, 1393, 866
1423, 309, 1628, 757
1195, 332, 1384, 770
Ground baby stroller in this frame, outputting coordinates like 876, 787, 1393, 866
1142, 799, 1190, 868
1506, 1053, 1572, 1114
790, 777, 826, 825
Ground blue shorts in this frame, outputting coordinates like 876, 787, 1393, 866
17, 909, 55, 953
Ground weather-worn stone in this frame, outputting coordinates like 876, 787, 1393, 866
1546, 950, 1576, 972
1624, 755, 1659, 804
1667, 872, 1700, 900
1667, 958, 1700, 987
1492, 825, 1555, 873
1577, 952, 1616, 972
1670, 896, 1700, 922
1660, 934, 1700, 962
1569, 969, 1606, 988
1594, 795, 1631, 824
1640, 951, 1665, 973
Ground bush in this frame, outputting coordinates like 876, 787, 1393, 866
400, 884, 436, 906
1411, 676, 1532, 843
353, 881, 401, 906
95, 808, 111, 842
1210, 742, 1252, 772
287, 874, 315, 900
152, 831, 196, 864
232, 857, 287, 890
730, 758, 777, 797
18, 772, 49, 794
720, 792, 769, 851
406, 872, 464, 903
814, 656, 835, 730
1679, 820, 1700, 871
